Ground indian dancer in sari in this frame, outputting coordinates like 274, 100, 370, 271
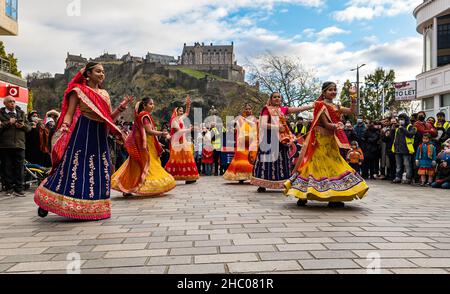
34, 62, 133, 220
284, 82, 369, 208
224, 103, 258, 183
165, 96, 200, 183
111, 97, 176, 197
250, 93, 314, 192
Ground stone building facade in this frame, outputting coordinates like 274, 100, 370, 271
145, 52, 177, 65
180, 42, 245, 82
65, 53, 88, 70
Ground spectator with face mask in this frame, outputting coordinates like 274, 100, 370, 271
363, 120, 381, 179
25, 111, 51, 167
344, 120, 358, 143
415, 111, 437, 145
354, 116, 367, 146
382, 118, 398, 181
390, 113, 417, 184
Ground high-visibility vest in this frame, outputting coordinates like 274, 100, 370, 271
294, 125, 307, 136
434, 121, 450, 130
211, 127, 222, 150
392, 124, 415, 154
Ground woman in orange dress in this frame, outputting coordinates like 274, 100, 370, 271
165, 96, 200, 183
111, 97, 176, 197
224, 103, 258, 183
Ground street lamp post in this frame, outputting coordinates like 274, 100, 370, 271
381, 83, 388, 117
350, 64, 366, 116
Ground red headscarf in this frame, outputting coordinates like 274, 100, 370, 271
51, 68, 124, 173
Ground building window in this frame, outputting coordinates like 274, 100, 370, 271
5, 0, 18, 21
437, 14, 450, 67
423, 97, 434, 111
441, 94, 450, 107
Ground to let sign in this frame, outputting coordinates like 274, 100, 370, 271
395, 80, 417, 101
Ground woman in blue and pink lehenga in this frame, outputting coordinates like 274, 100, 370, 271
34, 62, 133, 220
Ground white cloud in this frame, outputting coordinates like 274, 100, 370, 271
333, 0, 423, 22
3, 0, 421, 90
316, 26, 351, 41
302, 28, 316, 38
4, 0, 326, 74
360, 35, 380, 46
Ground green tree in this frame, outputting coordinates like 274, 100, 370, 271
360, 68, 395, 120
0, 41, 6, 58
339, 80, 352, 107
27, 90, 33, 113
339, 79, 356, 123
7, 53, 21, 77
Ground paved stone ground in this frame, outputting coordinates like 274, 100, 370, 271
0, 177, 450, 274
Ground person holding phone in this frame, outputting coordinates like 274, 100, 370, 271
0, 96, 31, 197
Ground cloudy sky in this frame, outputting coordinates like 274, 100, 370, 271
2, 0, 423, 85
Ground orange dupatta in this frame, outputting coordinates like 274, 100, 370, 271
293, 97, 350, 174
114, 110, 163, 193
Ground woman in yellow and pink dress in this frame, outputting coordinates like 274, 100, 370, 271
165, 96, 200, 184
284, 82, 369, 207
224, 103, 258, 183
250, 93, 313, 192
112, 98, 176, 197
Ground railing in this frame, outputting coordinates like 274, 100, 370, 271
0, 57, 11, 73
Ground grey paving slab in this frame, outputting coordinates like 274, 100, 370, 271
168, 264, 226, 274
227, 261, 301, 273
299, 259, 360, 270
0, 177, 449, 274
147, 256, 192, 266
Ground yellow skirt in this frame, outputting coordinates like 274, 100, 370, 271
112, 137, 176, 197
284, 131, 368, 202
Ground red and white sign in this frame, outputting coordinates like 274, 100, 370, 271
395, 80, 417, 101
7, 85, 19, 97
0, 81, 29, 112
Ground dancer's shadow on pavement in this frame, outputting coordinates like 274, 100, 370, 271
284, 202, 367, 212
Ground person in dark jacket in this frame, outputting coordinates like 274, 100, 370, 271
382, 118, 397, 180
363, 121, 381, 179
354, 117, 368, 178
431, 160, 450, 189
344, 121, 358, 143
160, 127, 171, 168
391, 113, 417, 184
25, 110, 51, 167
0, 96, 31, 196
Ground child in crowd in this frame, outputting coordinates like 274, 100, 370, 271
346, 141, 364, 175
415, 133, 437, 186
202, 129, 214, 176
432, 160, 450, 189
